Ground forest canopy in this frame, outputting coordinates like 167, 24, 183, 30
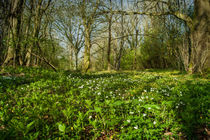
0, 0, 209, 73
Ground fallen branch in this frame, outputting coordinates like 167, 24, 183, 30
29, 52, 57, 72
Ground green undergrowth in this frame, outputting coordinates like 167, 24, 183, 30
0, 67, 209, 139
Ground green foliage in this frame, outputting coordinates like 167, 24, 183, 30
0, 67, 209, 139
121, 49, 135, 70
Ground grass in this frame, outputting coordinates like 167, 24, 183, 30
0, 67, 209, 139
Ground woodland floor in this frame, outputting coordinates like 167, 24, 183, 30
0, 67, 209, 139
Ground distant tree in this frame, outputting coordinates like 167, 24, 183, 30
54, 1, 84, 70
116, 0, 124, 70
106, 0, 113, 71
78, 0, 100, 72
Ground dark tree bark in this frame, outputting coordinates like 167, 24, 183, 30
116, 0, 124, 70
107, 0, 112, 71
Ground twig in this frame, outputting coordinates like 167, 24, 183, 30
29, 52, 57, 72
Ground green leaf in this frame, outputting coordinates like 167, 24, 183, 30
113, 100, 123, 106
94, 107, 101, 112
27, 121, 35, 129
58, 123, 66, 133
144, 104, 160, 110
85, 99, 92, 106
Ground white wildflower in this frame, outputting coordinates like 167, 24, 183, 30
153, 121, 157, 125
143, 113, 146, 117
134, 125, 138, 129
127, 120, 131, 123
130, 112, 134, 115
3, 76, 12, 80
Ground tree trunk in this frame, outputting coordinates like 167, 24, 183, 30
68, 45, 72, 70
25, 2, 42, 66
189, 0, 210, 73
83, 26, 91, 72
102, 45, 105, 70
22, 1, 33, 65
116, 0, 124, 70
3, 0, 24, 67
107, 0, 112, 71
133, 29, 138, 70
25, 0, 51, 67
75, 51, 79, 70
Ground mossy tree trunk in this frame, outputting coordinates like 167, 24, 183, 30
81, 0, 99, 72
3, 0, 25, 66
25, 0, 52, 67
188, 0, 210, 73
25, 0, 42, 66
